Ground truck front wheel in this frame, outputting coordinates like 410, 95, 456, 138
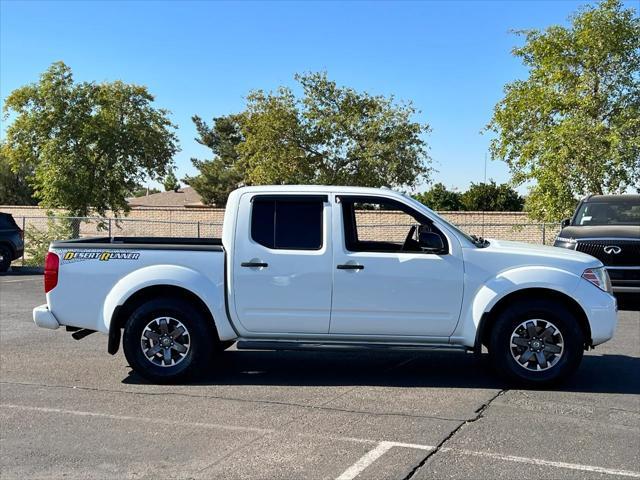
489, 299, 584, 386
123, 298, 214, 383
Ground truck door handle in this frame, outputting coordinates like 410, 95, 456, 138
337, 264, 364, 270
241, 262, 269, 268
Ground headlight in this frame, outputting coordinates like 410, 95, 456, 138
582, 267, 612, 293
554, 236, 577, 249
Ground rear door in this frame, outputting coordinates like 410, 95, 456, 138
232, 193, 333, 334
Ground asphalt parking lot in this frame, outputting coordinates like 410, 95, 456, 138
1, 273, 639, 479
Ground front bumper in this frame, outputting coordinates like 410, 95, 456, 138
573, 280, 618, 346
33, 304, 60, 330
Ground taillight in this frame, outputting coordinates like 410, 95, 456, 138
44, 252, 59, 293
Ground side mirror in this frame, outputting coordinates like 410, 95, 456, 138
561, 218, 571, 228
419, 231, 445, 253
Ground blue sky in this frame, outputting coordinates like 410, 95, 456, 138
1, 0, 630, 193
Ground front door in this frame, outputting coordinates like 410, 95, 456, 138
233, 193, 333, 334
330, 196, 464, 338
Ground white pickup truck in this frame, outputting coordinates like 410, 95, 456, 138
33, 186, 617, 385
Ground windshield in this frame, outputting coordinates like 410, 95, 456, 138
573, 200, 640, 226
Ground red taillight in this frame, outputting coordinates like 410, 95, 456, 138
44, 252, 59, 293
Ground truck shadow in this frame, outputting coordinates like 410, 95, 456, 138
123, 350, 640, 394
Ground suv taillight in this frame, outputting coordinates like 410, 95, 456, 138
44, 252, 59, 293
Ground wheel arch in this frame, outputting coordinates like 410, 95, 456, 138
108, 284, 219, 355
475, 288, 592, 352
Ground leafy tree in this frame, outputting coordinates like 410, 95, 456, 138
184, 115, 244, 206
414, 183, 462, 211
460, 181, 524, 211
23, 215, 73, 266
163, 171, 180, 191
238, 73, 432, 188
2, 62, 179, 219
487, 0, 640, 221
0, 149, 37, 205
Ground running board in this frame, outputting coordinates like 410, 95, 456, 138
71, 329, 96, 340
236, 340, 468, 353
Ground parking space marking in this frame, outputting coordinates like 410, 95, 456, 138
337, 441, 433, 480
0, 402, 403, 447
442, 448, 640, 478
4, 403, 639, 480
0, 278, 41, 283
0, 403, 272, 434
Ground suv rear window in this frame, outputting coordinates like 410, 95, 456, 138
251, 197, 324, 250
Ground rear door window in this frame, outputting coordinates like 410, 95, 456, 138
251, 197, 324, 250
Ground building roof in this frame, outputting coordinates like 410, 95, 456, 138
127, 187, 205, 208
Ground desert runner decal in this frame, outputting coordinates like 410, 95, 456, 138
62, 250, 140, 263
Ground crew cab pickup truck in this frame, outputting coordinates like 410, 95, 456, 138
33, 186, 618, 385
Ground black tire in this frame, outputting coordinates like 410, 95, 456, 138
489, 299, 584, 387
0, 245, 12, 273
123, 297, 216, 383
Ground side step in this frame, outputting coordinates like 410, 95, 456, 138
236, 340, 468, 353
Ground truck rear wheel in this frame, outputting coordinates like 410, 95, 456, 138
489, 299, 584, 386
123, 298, 214, 383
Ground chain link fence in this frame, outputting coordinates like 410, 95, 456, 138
11, 214, 561, 267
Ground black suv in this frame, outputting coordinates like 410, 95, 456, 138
0, 213, 24, 272
554, 194, 639, 299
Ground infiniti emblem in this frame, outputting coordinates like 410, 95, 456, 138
603, 246, 622, 255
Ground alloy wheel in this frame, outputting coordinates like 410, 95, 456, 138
510, 319, 564, 371
140, 317, 191, 367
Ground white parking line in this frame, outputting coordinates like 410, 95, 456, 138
336, 441, 433, 480
3, 403, 639, 479
442, 448, 640, 479
0, 403, 271, 434
0, 278, 41, 283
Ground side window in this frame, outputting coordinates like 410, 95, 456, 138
341, 197, 440, 253
251, 198, 324, 250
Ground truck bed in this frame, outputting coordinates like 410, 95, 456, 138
51, 237, 224, 251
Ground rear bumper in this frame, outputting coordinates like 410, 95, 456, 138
33, 304, 60, 330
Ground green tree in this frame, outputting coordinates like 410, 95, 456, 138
163, 171, 180, 191
414, 183, 462, 211
487, 0, 640, 221
460, 181, 524, 211
2, 62, 179, 218
184, 115, 244, 206
0, 149, 37, 205
239, 72, 432, 188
